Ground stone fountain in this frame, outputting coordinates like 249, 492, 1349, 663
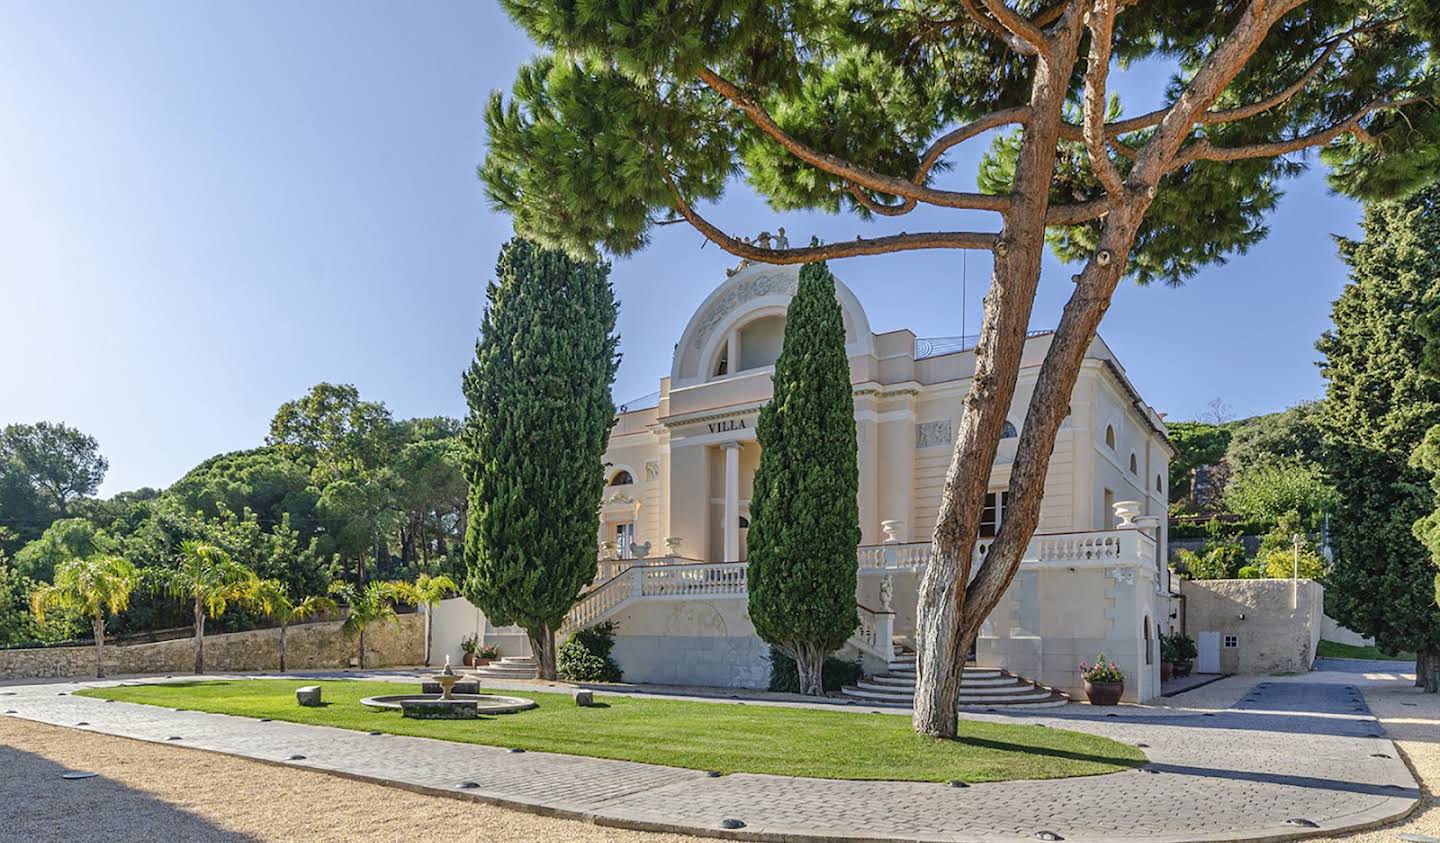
432, 655, 460, 700
358, 654, 538, 719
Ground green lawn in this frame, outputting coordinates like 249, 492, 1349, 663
77, 679, 1144, 783
1317, 639, 1416, 662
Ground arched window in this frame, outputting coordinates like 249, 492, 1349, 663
1129, 453, 1138, 474
609, 470, 633, 486
1000, 421, 1018, 439
1144, 616, 1153, 665
1156, 474, 1164, 492
1105, 425, 1116, 449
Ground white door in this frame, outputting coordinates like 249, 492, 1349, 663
1197, 631, 1221, 674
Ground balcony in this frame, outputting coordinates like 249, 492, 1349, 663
856, 527, 1159, 575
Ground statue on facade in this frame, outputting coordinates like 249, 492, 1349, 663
879, 575, 894, 612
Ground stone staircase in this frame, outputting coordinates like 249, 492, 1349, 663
840, 650, 1069, 709
464, 655, 539, 682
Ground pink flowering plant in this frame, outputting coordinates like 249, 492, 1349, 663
1080, 653, 1125, 684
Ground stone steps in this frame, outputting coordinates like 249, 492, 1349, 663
464, 656, 538, 682
841, 659, 1070, 709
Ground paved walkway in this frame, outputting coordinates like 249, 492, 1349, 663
0, 674, 1420, 843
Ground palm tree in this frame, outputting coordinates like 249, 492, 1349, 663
31, 555, 139, 678
391, 573, 458, 666
252, 579, 338, 672
330, 580, 406, 669
156, 541, 260, 674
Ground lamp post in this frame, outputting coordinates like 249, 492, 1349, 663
1291, 533, 1302, 610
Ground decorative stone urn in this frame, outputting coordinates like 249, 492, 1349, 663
880, 520, 906, 544
1084, 680, 1124, 706
1111, 500, 1143, 527
664, 536, 684, 555
600, 539, 618, 560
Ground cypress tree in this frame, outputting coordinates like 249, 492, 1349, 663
747, 262, 860, 696
1317, 185, 1440, 692
462, 238, 619, 679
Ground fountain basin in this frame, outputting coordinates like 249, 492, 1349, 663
359, 693, 537, 718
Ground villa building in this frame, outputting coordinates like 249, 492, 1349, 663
443, 263, 1177, 704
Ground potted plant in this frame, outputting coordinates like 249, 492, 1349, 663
1159, 632, 1176, 682
1170, 634, 1197, 677
1081, 653, 1126, 706
476, 643, 500, 666
460, 634, 480, 667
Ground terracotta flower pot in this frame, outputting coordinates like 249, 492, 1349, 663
1160, 661, 1174, 681
463, 653, 477, 667
1173, 659, 1193, 678
1085, 680, 1124, 706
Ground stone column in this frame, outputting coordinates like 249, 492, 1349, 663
723, 440, 741, 562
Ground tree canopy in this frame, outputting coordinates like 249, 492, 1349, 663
0, 422, 107, 522
1318, 183, 1440, 690
462, 238, 620, 679
747, 262, 861, 696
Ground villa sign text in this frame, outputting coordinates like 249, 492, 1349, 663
708, 419, 748, 434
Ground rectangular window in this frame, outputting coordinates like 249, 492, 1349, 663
1224, 635, 1239, 649
615, 523, 636, 559
979, 491, 1008, 538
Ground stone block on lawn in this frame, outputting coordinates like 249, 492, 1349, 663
572, 689, 594, 707
296, 685, 322, 707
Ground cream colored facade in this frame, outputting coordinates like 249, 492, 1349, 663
584, 264, 1175, 701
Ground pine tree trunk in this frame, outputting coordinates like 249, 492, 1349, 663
279, 624, 288, 673
913, 33, 1084, 739
92, 616, 106, 679
358, 627, 367, 669
193, 600, 205, 675
531, 626, 557, 680
1420, 647, 1439, 694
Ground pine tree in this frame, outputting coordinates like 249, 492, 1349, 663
462, 238, 619, 680
482, 0, 1439, 738
1318, 185, 1440, 692
747, 262, 861, 697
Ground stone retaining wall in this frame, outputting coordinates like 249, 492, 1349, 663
0, 613, 423, 680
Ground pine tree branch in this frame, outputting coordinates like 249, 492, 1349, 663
697, 68, 1013, 214
1081, 0, 1125, 195
1045, 197, 1110, 225
1057, 18, 1390, 142
661, 172, 999, 261
957, 0, 1039, 55
978, 0, 1050, 54
1166, 97, 1429, 170
846, 107, 1032, 217
1129, 0, 1313, 185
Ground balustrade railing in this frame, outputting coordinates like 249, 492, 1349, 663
562, 569, 639, 636
851, 604, 895, 661
640, 562, 748, 597
857, 527, 1155, 572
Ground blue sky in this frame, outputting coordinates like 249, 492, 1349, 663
1, 2, 1358, 495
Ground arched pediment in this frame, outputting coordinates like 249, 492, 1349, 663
670, 264, 874, 385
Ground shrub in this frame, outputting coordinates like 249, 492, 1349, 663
766, 646, 863, 693
1080, 653, 1125, 684
557, 621, 623, 682
1237, 565, 1262, 579
1160, 633, 1196, 663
